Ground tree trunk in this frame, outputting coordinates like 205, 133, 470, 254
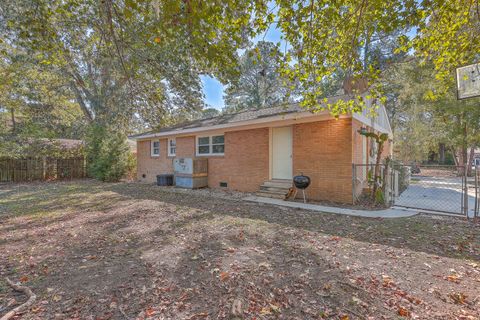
451, 146, 460, 167
371, 140, 385, 200
69, 82, 94, 122
10, 108, 16, 133
467, 146, 475, 176
457, 146, 467, 176
439, 143, 445, 164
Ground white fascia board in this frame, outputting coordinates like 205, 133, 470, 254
380, 105, 393, 134
352, 112, 393, 138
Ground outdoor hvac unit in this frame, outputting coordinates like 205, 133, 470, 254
173, 158, 208, 189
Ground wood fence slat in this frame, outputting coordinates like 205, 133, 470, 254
0, 157, 86, 183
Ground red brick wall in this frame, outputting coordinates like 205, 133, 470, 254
293, 119, 353, 203
136, 129, 269, 192
136, 139, 173, 183
382, 139, 393, 159
136, 118, 390, 203
208, 128, 269, 192
176, 136, 195, 157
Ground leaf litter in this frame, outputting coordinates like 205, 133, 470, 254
0, 180, 479, 319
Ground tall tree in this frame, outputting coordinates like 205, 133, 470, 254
273, 0, 479, 114
1, 0, 479, 121
223, 41, 294, 113
388, 60, 480, 166
0, 47, 85, 139
0, 0, 268, 131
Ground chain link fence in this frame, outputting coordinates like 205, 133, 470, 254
353, 162, 480, 218
394, 165, 468, 215
352, 163, 399, 207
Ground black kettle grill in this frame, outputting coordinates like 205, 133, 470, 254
293, 173, 311, 203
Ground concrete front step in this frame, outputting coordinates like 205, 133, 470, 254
256, 179, 293, 199
256, 191, 286, 199
261, 179, 292, 188
259, 186, 291, 193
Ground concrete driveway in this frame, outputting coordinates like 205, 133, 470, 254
395, 176, 476, 217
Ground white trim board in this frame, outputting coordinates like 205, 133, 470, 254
352, 105, 393, 137
134, 106, 392, 141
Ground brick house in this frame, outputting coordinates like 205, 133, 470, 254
132, 95, 392, 204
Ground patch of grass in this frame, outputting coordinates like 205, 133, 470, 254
0, 182, 125, 219
0, 279, 7, 294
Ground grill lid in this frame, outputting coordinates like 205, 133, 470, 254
293, 173, 311, 189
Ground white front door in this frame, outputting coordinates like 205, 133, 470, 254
272, 126, 293, 179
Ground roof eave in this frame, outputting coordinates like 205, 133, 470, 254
132, 110, 339, 140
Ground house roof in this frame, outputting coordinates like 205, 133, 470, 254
131, 93, 393, 140
130, 104, 305, 139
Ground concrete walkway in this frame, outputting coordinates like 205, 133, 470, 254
243, 196, 418, 218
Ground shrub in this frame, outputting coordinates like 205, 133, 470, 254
86, 125, 134, 182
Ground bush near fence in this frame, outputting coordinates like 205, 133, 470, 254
390, 160, 411, 194
352, 161, 411, 207
0, 157, 86, 182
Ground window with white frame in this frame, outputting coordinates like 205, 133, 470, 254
151, 140, 160, 156
197, 135, 224, 155
168, 138, 176, 157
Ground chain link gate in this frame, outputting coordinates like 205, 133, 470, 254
472, 166, 480, 219
353, 163, 479, 218
392, 165, 469, 216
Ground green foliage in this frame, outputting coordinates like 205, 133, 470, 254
1, 0, 478, 125
444, 152, 456, 166
388, 60, 480, 163
0, 48, 86, 139
274, 0, 479, 115
411, 1, 480, 96
0, 0, 266, 131
0, 135, 84, 159
199, 108, 221, 119
362, 131, 388, 143
367, 169, 374, 186
86, 125, 134, 182
224, 41, 295, 113
375, 187, 385, 204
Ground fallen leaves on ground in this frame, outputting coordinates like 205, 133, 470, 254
0, 180, 479, 319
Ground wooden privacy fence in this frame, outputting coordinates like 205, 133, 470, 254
0, 157, 86, 182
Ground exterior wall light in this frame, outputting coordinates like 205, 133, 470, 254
358, 126, 368, 135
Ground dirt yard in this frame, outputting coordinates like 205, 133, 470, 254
0, 180, 479, 320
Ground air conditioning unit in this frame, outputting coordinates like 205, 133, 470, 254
173, 158, 208, 189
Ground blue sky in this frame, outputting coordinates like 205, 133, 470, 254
201, 24, 417, 110
200, 76, 225, 110
201, 25, 283, 110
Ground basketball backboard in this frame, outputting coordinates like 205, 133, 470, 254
456, 62, 480, 100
